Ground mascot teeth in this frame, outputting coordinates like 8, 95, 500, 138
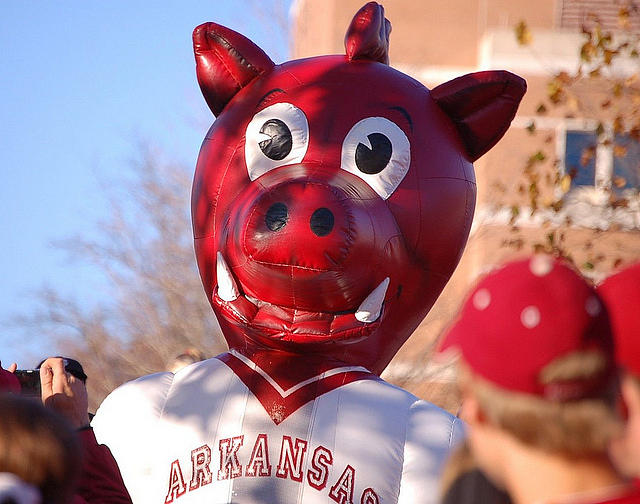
355, 277, 390, 323
216, 252, 240, 302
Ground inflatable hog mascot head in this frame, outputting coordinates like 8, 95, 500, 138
192, 2, 526, 374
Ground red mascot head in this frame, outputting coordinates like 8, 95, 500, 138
192, 2, 526, 374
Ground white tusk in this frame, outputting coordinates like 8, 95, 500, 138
216, 252, 240, 302
355, 277, 390, 323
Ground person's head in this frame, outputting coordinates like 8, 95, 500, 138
168, 348, 206, 373
439, 255, 619, 483
597, 262, 640, 478
0, 393, 81, 504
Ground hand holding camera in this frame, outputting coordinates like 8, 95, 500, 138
5, 357, 90, 429
40, 357, 90, 429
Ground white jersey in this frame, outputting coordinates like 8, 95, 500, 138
92, 351, 464, 504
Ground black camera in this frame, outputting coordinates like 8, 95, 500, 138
15, 357, 87, 398
14, 369, 41, 398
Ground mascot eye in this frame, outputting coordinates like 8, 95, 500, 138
245, 102, 309, 181
341, 117, 410, 199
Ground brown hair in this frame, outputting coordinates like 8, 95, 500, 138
0, 393, 81, 504
459, 356, 621, 456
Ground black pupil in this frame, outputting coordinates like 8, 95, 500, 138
259, 119, 293, 161
355, 133, 392, 175
310, 208, 334, 237
265, 202, 288, 231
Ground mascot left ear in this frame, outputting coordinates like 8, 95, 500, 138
345, 1, 391, 65
193, 22, 275, 116
432, 71, 527, 161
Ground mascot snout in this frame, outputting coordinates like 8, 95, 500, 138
219, 164, 406, 319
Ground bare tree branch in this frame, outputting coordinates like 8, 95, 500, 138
14, 146, 225, 410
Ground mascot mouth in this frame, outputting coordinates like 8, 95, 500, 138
214, 252, 389, 343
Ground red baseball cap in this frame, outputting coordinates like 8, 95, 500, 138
439, 255, 614, 400
597, 262, 640, 377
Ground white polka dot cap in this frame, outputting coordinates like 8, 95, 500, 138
439, 254, 614, 398
598, 262, 640, 377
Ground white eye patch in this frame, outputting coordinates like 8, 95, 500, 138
341, 117, 410, 199
245, 102, 309, 181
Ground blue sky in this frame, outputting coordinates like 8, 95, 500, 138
0, 1, 292, 366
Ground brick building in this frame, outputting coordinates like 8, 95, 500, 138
290, 0, 640, 411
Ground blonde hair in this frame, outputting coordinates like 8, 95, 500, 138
459, 355, 621, 456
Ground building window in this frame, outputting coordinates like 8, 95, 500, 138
559, 0, 640, 32
565, 130, 597, 188
563, 129, 640, 195
612, 134, 640, 192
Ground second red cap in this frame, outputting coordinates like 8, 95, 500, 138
597, 262, 640, 378
439, 255, 613, 400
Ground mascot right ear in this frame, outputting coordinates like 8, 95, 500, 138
432, 70, 527, 161
193, 22, 275, 117
344, 1, 391, 65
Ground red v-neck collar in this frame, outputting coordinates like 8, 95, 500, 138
218, 350, 379, 425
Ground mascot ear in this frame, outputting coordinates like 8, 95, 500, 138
432, 71, 527, 161
193, 22, 275, 117
345, 1, 391, 65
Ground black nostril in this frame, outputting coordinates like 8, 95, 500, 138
265, 202, 288, 231
310, 208, 334, 237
